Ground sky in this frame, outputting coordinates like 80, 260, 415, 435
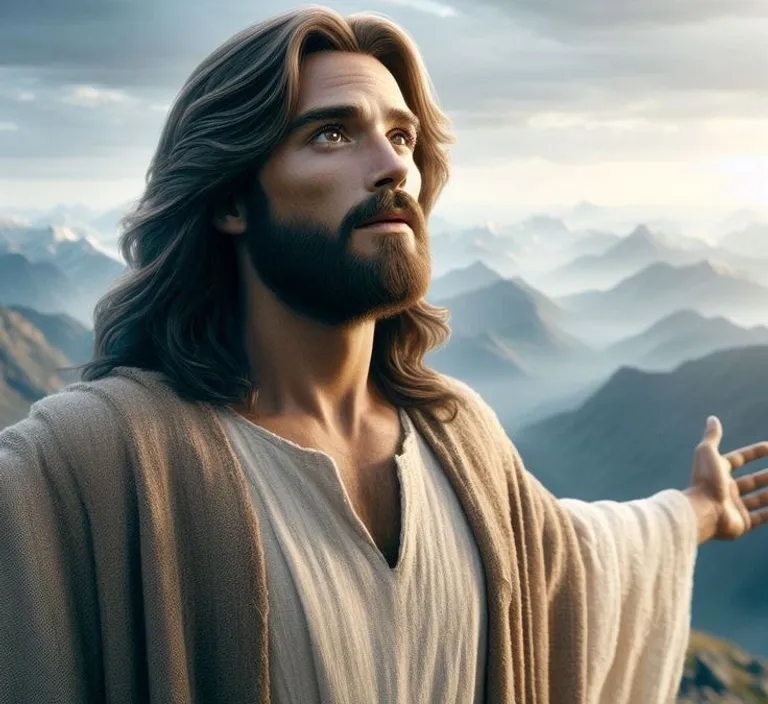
0, 0, 767, 225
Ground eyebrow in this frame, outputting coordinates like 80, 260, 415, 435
286, 103, 421, 139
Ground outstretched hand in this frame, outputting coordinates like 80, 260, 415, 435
689, 416, 768, 542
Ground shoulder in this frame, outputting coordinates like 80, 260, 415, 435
437, 373, 508, 433
0, 366, 188, 476
434, 372, 529, 470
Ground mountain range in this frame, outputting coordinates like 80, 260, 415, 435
0, 223, 126, 325
605, 310, 768, 371
2, 201, 134, 248
720, 222, 768, 259
560, 259, 768, 343
430, 223, 521, 278
2, 204, 768, 667
536, 224, 718, 295
433, 276, 587, 368
514, 345, 768, 658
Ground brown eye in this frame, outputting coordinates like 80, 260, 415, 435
392, 132, 408, 146
392, 129, 417, 148
311, 125, 346, 144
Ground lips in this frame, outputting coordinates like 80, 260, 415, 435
359, 219, 408, 227
358, 211, 413, 229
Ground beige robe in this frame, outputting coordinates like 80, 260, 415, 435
0, 366, 697, 702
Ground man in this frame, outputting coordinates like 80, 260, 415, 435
1, 5, 766, 703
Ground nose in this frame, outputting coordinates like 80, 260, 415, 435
364, 134, 412, 192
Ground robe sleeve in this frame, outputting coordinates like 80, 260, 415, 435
0, 394, 104, 703
556, 489, 699, 704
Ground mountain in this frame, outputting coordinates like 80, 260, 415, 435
508, 215, 572, 244
537, 224, 716, 296
427, 260, 504, 302
606, 310, 768, 371
438, 277, 587, 368
561, 260, 768, 341
426, 331, 528, 381
720, 222, 768, 259
7, 305, 93, 365
2, 201, 137, 245
0, 222, 81, 258
0, 222, 125, 278
28, 203, 100, 229
560, 229, 621, 260
41, 236, 126, 304
514, 345, 768, 657
430, 223, 521, 278
565, 201, 606, 227
0, 224, 127, 325
714, 211, 764, 240
0, 253, 84, 319
87, 200, 135, 243
0, 306, 73, 428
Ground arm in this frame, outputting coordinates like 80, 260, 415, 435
557, 489, 699, 704
0, 396, 104, 702
550, 414, 768, 702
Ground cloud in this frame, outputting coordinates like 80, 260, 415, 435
474, 0, 768, 29
375, 0, 458, 18
60, 85, 136, 108
0, 122, 19, 131
0, 0, 766, 211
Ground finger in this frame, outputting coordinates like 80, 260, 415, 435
742, 488, 768, 512
702, 416, 722, 449
736, 467, 768, 493
726, 442, 768, 471
748, 507, 768, 531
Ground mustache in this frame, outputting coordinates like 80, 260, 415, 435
346, 189, 424, 231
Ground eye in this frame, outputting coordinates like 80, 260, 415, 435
392, 129, 418, 148
310, 124, 418, 149
310, 124, 348, 145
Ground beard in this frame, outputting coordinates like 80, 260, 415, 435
241, 184, 432, 328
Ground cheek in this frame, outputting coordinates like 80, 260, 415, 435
270, 159, 347, 217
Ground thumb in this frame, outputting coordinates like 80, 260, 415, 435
702, 415, 722, 447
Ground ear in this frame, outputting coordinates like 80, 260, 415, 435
212, 197, 247, 236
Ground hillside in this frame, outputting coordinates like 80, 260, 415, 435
7, 305, 93, 365
427, 260, 503, 301
0, 306, 74, 427
514, 345, 768, 657
680, 631, 768, 702
0, 253, 82, 318
426, 331, 528, 381
439, 277, 587, 368
0, 223, 126, 325
606, 310, 768, 370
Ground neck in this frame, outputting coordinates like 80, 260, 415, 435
240, 284, 387, 438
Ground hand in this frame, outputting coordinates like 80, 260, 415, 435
688, 416, 768, 542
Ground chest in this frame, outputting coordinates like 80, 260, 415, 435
253, 411, 406, 567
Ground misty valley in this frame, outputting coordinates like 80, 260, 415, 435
1, 204, 767, 696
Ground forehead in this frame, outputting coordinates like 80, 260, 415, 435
294, 51, 409, 113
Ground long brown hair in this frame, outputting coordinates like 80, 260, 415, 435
78, 5, 462, 423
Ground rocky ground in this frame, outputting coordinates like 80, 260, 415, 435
679, 631, 768, 703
